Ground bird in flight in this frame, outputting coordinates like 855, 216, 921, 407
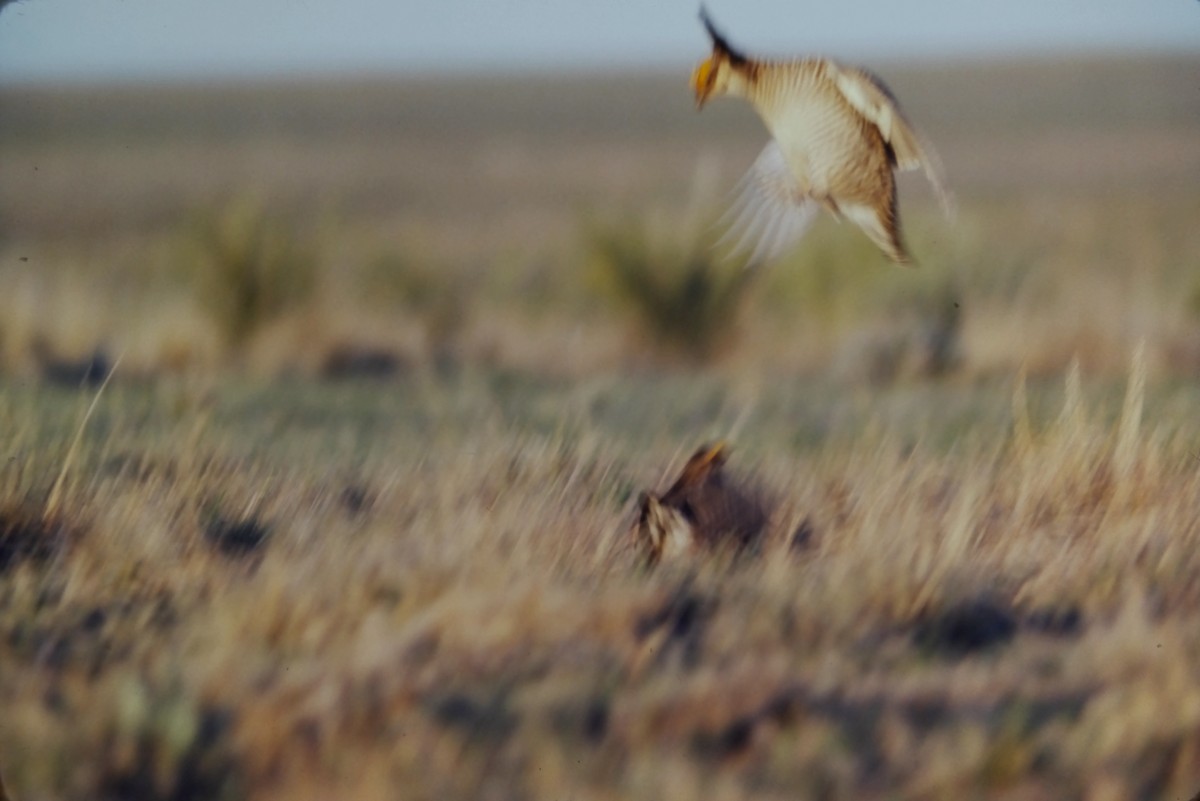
692, 8, 951, 265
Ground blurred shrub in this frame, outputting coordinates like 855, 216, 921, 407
1188, 278, 1200, 321
586, 219, 754, 363
756, 228, 879, 327
830, 282, 963, 385
184, 198, 317, 349
361, 250, 470, 359
757, 214, 970, 325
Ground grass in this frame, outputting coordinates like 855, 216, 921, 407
182, 198, 318, 351
586, 216, 755, 362
0, 54, 1199, 799
3, 363, 1200, 799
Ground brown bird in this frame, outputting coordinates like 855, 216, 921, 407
691, 7, 951, 265
634, 443, 769, 566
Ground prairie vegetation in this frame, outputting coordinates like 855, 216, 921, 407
0, 55, 1199, 799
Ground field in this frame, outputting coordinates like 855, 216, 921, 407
2, 54, 1200, 799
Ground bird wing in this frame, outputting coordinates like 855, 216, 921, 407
717, 140, 818, 267
827, 63, 954, 217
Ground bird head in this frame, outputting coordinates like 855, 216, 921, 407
670, 441, 728, 493
634, 491, 695, 566
691, 7, 752, 108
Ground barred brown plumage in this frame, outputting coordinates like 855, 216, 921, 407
693, 7, 952, 265
633, 443, 769, 566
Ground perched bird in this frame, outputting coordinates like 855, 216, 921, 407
633, 442, 768, 566
692, 8, 951, 265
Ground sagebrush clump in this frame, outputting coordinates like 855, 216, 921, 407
184, 198, 318, 350
587, 219, 755, 363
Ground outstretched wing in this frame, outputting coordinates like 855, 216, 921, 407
827, 63, 954, 218
717, 140, 818, 267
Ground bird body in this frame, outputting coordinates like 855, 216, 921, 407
692, 11, 950, 265
634, 443, 768, 566
755, 61, 876, 194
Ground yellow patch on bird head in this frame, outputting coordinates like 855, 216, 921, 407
690, 56, 717, 107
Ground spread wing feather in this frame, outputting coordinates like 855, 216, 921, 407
716, 140, 818, 267
827, 63, 955, 218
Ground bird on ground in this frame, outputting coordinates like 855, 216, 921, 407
691, 8, 952, 265
633, 442, 768, 566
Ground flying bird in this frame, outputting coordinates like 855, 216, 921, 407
692, 8, 951, 265
633, 443, 768, 566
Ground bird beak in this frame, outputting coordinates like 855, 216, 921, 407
690, 57, 714, 109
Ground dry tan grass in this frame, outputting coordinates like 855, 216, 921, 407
1, 56, 1200, 799
1, 354, 1200, 799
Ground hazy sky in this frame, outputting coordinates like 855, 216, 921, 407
1, 0, 1197, 83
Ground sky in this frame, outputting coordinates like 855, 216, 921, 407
0, 0, 1197, 84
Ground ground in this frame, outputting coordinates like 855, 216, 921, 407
1, 55, 1200, 800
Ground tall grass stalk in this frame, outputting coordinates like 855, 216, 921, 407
46, 352, 121, 518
